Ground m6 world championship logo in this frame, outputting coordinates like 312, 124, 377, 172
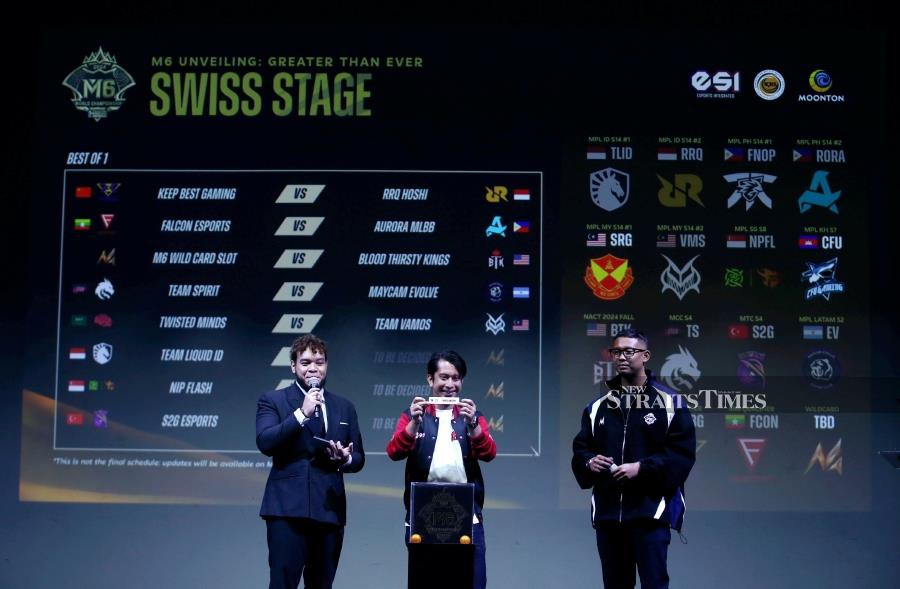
63, 47, 135, 121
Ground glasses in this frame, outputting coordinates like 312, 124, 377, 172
607, 348, 647, 359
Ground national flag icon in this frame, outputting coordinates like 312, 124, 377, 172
69, 347, 87, 360
73, 218, 91, 231
798, 235, 819, 249
512, 286, 530, 299
586, 322, 607, 336
75, 186, 92, 199
728, 324, 750, 339
513, 254, 530, 266
68, 380, 86, 392
587, 232, 607, 247
803, 325, 825, 340
71, 315, 88, 327
587, 146, 607, 160
793, 148, 813, 162
512, 319, 530, 331
72, 284, 88, 294
513, 189, 531, 201
657, 147, 678, 161
513, 221, 530, 233
66, 413, 84, 425
656, 234, 676, 248
100, 214, 115, 229
664, 326, 681, 336
724, 147, 746, 161
725, 414, 746, 429
726, 234, 747, 249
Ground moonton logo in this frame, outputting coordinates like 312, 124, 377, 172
799, 70, 845, 103
809, 70, 832, 92
62, 47, 136, 121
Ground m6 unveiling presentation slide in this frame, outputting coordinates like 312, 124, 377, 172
20, 26, 880, 515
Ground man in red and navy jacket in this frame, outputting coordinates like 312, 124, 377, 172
386, 350, 496, 589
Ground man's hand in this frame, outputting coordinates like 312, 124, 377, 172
405, 397, 426, 436
587, 454, 615, 473
327, 440, 352, 463
458, 398, 477, 423
459, 399, 482, 436
301, 388, 323, 418
612, 461, 640, 480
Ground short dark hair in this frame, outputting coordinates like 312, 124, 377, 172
290, 334, 328, 362
612, 329, 649, 350
427, 350, 467, 379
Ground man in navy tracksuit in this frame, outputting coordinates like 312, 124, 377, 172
572, 329, 696, 589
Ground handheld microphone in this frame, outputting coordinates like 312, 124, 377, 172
307, 376, 321, 418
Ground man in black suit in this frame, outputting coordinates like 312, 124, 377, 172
256, 334, 365, 589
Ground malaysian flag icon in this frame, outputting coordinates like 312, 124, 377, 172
512, 319, 530, 331
656, 234, 676, 248
587, 233, 607, 247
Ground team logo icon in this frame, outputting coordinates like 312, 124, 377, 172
798, 170, 841, 214
92, 342, 113, 365
802, 258, 845, 300
487, 282, 503, 303
485, 313, 505, 335
803, 350, 841, 389
660, 255, 701, 300
589, 168, 630, 211
724, 173, 776, 210
485, 216, 507, 237
95, 278, 115, 300
737, 351, 766, 388
660, 345, 701, 393
584, 254, 634, 300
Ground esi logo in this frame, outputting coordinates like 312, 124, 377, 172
691, 71, 740, 98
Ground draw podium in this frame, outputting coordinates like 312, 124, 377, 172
407, 482, 475, 589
